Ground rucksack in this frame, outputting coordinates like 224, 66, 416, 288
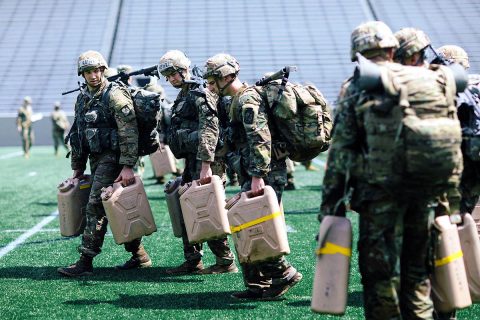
255, 70, 333, 162
357, 62, 463, 195
103, 82, 161, 156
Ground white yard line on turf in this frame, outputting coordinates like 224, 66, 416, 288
0, 151, 23, 160
0, 210, 59, 259
312, 158, 326, 168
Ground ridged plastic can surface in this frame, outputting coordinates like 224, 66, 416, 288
101, 176, 157, 244
458, 213, 480, 302
311, 215, 352, 315
57, 176, 91, 237
226, 185, 290, 263
179, 175, 230, 243
431, 215, 472, 313
164, 177, 183, 237
149, 145, 176, 177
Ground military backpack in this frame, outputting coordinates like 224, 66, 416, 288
355, 61, 463, 195
254, 68, 333, 162
103, 82, 161, 156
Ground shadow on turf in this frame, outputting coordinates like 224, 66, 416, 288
64, 292, 256, 310
0, 266, 205, 283
286, 290, 363, 308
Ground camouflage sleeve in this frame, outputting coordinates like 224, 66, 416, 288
320, 79, 361, 219
197, 90, 219, 162
109, 86, 138, 166
239, 88, 271, 177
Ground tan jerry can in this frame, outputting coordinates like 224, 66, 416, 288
149, 145, 176, 177
164, 177, 183, 238
471, 199, 480, 238
311, 215, 352, 315
431, 215, 472, 313
178, 175, 230, 243
57, 176, 91, 237
101, 176, 157, 244
226, 185, 290, 264
458, 213, 480, 302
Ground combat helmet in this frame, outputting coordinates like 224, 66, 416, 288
77, 50, 108, 75
437, 45, 470, 69
203, 53, 240, 79
157, 50, 191, 76
350, 21, 399, 61
394, 28, 431, 61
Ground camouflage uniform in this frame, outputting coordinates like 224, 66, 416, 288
51, 102, 69, 155
58, 51, 150, 277
228, 83, 299, 296
69, 79, 146, 258
158, 50, 235, 272
319, 21, 462, 319
167, 82, 234, 267
16, 97, 34, 157
437, 46, 480, 214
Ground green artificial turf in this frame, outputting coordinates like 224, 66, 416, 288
0, 146, 478, 319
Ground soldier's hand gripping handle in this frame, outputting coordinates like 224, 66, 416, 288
250, 176, 266, 196
72, 170, 86, 180
115, 166, 135, 187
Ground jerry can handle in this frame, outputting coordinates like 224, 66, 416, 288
246, 188, 265, 198
197, 176, 212, 186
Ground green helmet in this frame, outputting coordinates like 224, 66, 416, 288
394, 28, 431, 61
77, 50, 108, 75
157, 50, 191, 76
437, 45, 470, 69
350, 21, 399, 61
203, 53, 240, 79
116, 64, 133, 74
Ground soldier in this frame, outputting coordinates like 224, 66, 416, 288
320, 21, 460, 319
51, 101, 70, 155
57, 50, 151, 277
16, 96, 34, 158
203, 53, 302, 300
437, 45, 480, 214
157, 50, 237, 275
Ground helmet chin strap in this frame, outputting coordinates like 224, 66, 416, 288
217, 75, 235, 96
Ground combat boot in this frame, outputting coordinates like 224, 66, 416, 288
165, 260, 203, 275
116, 245, 152, 270
230, 289, 264, 300
262, 271, 303, 300
57, 255, 93, 277
197, 262, 239, 274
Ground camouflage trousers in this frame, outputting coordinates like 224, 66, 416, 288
179, 154, 234, 265
356, 192, 434, 320
240, 159, 297, 291
459, 156, 480, 213
52, 129, 67, 154
79, 152, 143, 257
20, 126, 34, 154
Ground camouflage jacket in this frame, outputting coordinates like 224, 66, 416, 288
70, 80, 138, 171
51, 109, 69, 131
167, 83, 219, 162
229, 83, 277, 178
16, 105, 32, 129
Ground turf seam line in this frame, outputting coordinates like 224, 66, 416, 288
0, 151, 23, 160
0, 210, 58, 259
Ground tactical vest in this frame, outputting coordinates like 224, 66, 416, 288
358, 63, 462, 196
74, 86, 119, 155
457, 80, 480, 160
167, 85, 201, 158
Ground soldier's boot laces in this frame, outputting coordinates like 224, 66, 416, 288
197, 262, 239, 274
165, 260, 203, 275
57, 255, 93, 277
262, 271, 303, 300
116, 246, 152, 270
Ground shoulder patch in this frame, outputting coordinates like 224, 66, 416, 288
243, 107, 254, 125
121, 106, 131, 116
